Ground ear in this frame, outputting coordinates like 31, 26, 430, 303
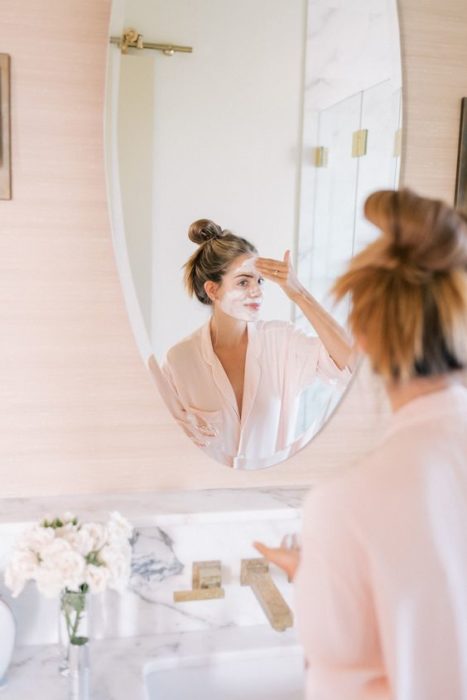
204, 280, 219, 303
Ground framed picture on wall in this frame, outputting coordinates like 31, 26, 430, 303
455, 97, 467, 210
0, 53, 12, 200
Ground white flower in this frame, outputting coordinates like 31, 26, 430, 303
18, 525, 55, 557
40, 539, 85, 592
4, 549, 39, 597
35, 566, 66, 598
85, 564, 110, 594
60, 526, 95, 557
100, 545, 131, 591
107, 512, 133, 544
79, 523, 108, 552
5, 511, 133, 600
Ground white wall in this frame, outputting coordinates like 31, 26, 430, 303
117, 0, 307, 358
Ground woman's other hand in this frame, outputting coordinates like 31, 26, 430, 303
253, 540, 300, 582
256, 250, 303, 301
177, 411, 218, 448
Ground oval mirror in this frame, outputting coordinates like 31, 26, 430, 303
105, 0, 402, 470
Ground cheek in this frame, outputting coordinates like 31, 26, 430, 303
223, 288, 247, 302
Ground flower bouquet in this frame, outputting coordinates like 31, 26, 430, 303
4, 510, 133, 691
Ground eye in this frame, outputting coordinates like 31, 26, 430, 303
258, 277, 265, 285
238, 279, 249, 287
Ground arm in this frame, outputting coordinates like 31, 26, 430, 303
294, 493, 384, 699
147, 354, 218, 448
254, 494, 383, 698
256, 251, 354, 370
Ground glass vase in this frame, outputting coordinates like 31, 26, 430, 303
68, 642, 90, 700
58, 587, 91, 699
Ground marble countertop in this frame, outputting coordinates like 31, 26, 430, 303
0, 487, 308, 691
2, 626, 302, 700
0, 487, 309, 529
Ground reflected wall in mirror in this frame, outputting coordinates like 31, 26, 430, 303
105, 0, 402, 470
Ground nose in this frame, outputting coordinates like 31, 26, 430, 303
249, 283, 262, 298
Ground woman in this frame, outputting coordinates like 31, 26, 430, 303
256, 189, 467, 698
160, 219, 353, 469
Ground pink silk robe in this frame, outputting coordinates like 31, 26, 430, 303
161, 320, 350, 469
295, 383, 467, 699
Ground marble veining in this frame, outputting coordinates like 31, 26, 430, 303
130, 527, 184, 586
0, 488, 306, 646
0, 491, 305, 697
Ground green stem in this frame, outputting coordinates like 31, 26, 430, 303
69, 608, 82, 644
62, 591, 87, 645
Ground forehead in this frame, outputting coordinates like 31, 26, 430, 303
227, 254, 258, 276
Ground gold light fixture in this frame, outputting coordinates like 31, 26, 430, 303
352, 129, 368, 158
312, 146, 329, 168
110, 28, 193, 56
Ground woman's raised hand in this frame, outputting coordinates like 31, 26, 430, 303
255, 250, 303, 300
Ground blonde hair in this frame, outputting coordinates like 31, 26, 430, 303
333, 189, 467, 381
183, 219, 257, 305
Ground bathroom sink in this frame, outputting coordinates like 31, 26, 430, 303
145, 645, 305, 700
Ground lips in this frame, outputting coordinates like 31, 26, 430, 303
245, 303, 261, 311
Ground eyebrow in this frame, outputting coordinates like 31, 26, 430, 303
234, 272, 255, 279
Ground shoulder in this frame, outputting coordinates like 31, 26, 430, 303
301, 448, 389, 536
165, 325, 204, 364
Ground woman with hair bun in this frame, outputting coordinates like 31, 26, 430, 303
256, 189, 467, 699
160, 218, 353, 469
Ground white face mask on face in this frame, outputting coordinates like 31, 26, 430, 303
218, 257, 264, 322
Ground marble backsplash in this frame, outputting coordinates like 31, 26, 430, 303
0, 488, 306, 646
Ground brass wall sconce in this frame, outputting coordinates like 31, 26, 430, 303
110, 28, 193, 57
312, 146, 328, 168
0, 53, 11, 200
351, 129, 368, 158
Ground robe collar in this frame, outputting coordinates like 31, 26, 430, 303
200, 320, 262, 425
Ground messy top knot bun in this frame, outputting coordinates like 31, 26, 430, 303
188, 219, 224, 245
364, 189, 467, 274
184, 219, 257, 305
333, 188, 467, 381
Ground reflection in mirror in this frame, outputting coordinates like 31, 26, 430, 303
105, 0, 402, 470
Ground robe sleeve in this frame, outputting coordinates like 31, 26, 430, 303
148, 355, 219, 448
289, 326, 352, 388
294, 489, 386, 700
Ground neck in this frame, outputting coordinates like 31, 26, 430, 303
385, 373, 459, 412
210, 309, 247, 349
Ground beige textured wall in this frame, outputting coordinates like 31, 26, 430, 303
0, 0, 466, 498
400, 0, 467, 202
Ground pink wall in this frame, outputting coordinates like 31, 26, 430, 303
1, 0, 466, 497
